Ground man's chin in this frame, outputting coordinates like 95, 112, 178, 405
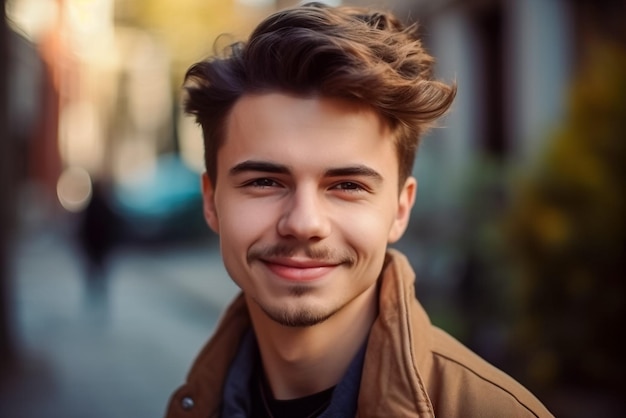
262, 305, 337, 328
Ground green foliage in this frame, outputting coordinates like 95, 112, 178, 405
505, 42, 626, 393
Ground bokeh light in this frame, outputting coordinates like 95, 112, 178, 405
56, 166, 93, 212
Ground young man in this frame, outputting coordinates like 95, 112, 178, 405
166, 3, 552, 417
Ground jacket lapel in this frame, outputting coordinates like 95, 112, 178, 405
357, 249, 435, 417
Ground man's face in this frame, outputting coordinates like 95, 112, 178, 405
202, 93, 416, 327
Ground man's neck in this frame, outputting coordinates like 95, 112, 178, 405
246, 284, 378, 400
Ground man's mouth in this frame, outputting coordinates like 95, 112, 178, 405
260, 257, 340, 282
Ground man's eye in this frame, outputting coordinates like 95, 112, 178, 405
333, 182, 364, 191
247, 178, 280, 188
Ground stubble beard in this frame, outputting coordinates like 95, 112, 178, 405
256, 286, 341, 327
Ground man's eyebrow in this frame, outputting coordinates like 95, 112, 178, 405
229, 161, 383, 182
229, 160, 290, 176
325, 165, 383, 182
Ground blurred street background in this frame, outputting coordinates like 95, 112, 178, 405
1, 219, 237, 417
1, 0, 625, 417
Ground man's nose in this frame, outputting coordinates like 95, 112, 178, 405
277, 187, 331, 241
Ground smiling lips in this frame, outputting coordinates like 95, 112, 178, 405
261, 257, 340, 282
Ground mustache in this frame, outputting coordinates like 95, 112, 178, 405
248, 244, 356, 266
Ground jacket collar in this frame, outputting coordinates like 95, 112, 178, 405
180, 294, 251, 417
357, 248, 435, 417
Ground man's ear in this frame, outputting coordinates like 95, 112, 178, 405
388, 176, 417, 243
201, 173, 219, 234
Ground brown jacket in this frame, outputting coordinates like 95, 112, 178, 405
165, 249, 553, 417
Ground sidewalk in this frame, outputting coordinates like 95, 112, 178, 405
0, 226, 239, 418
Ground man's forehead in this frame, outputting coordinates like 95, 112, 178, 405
224, 92, 393, 140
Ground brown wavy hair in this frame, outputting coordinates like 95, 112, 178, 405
184, 2, 456, 186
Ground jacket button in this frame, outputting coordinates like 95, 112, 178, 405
181, 396, 195, 410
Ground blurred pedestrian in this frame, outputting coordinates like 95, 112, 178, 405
77, 179, 118, 313
165, 3, 552, 417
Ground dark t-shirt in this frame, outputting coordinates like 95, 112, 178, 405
222, 331, 366, 418
250, 354, 335, 418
